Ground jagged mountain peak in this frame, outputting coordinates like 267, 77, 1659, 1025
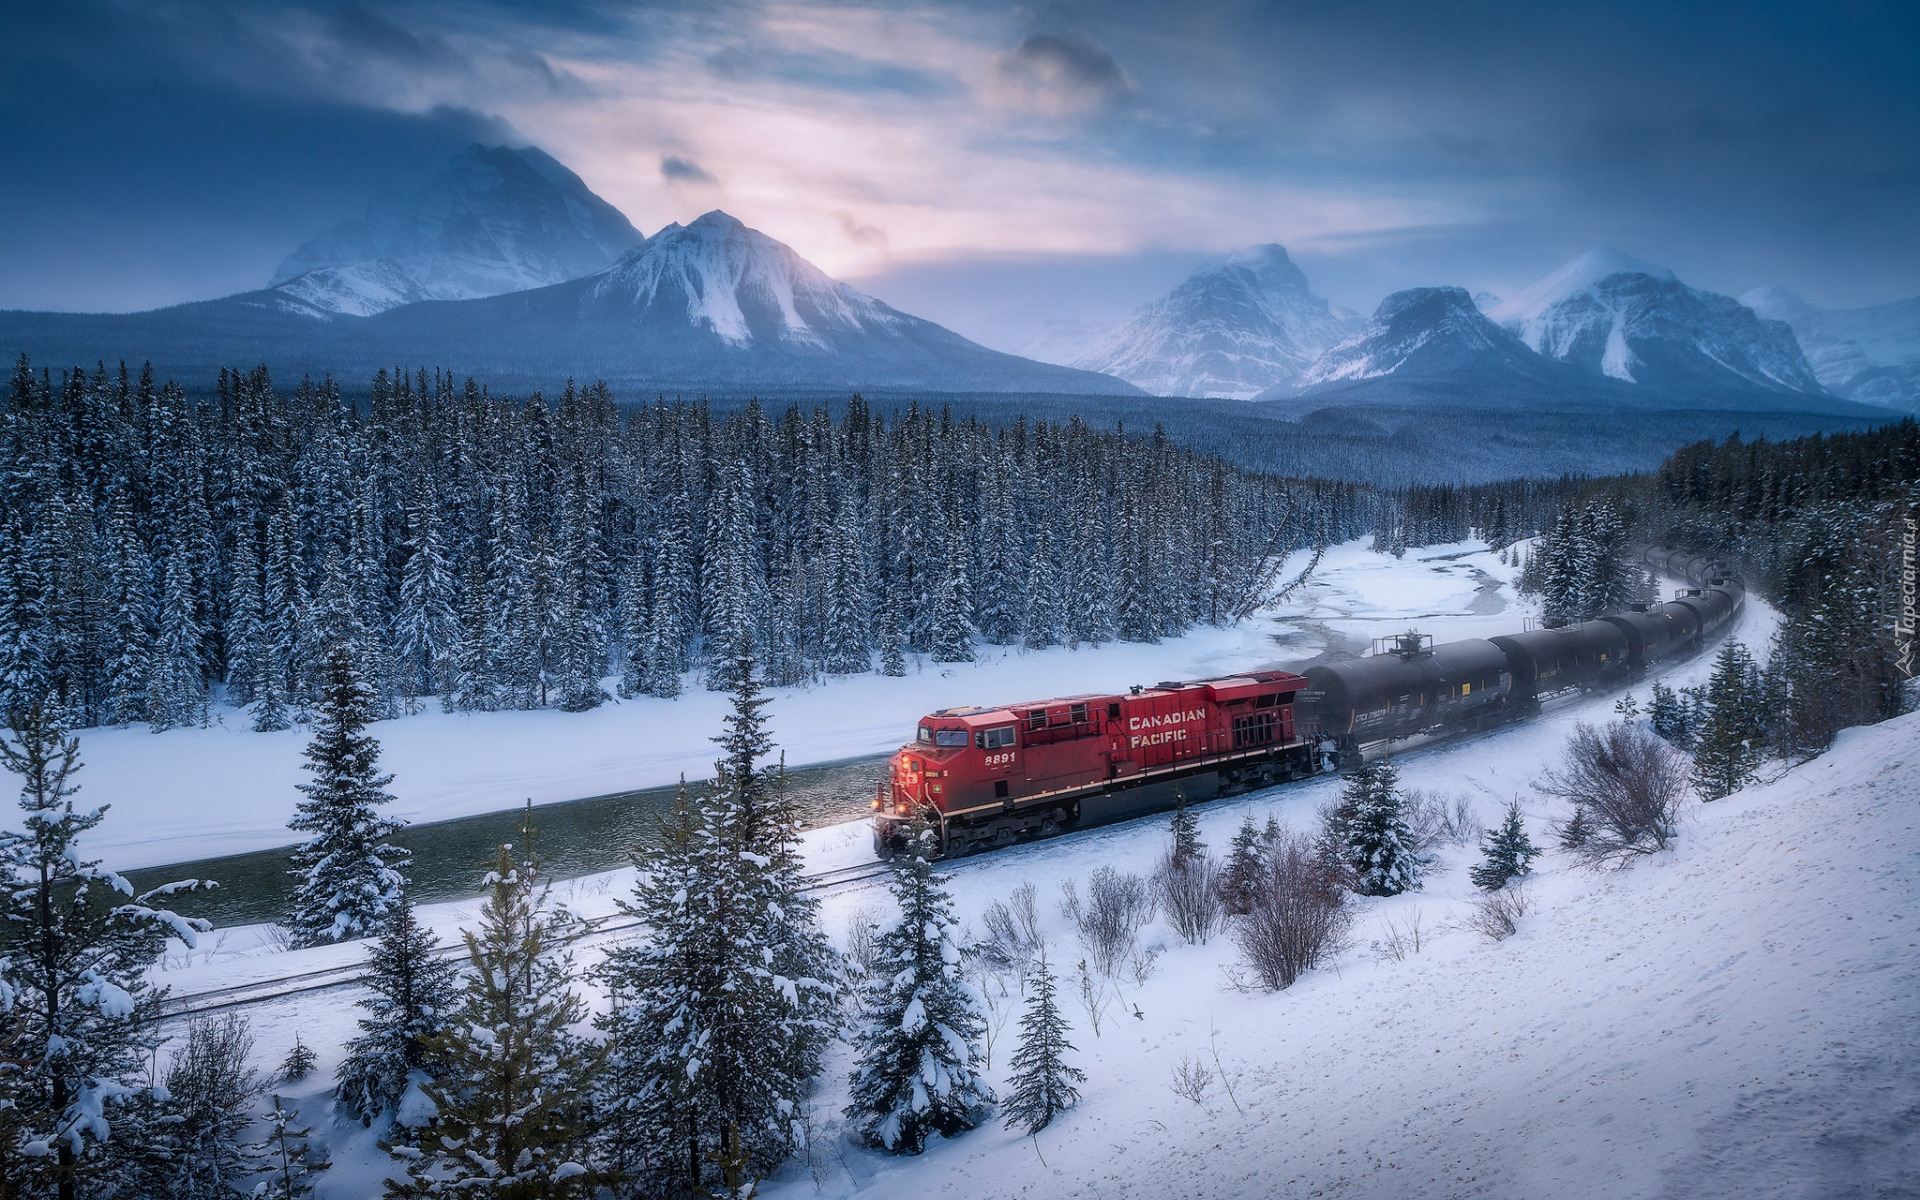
267, 143, 643, 315
1488, 245, 1674, 327
1487, 246, 1819, 394
1073, 243, 1359, 398
1295, 285, 1530, 388
1742, 286, 1920, 412
589, 210, 893, 348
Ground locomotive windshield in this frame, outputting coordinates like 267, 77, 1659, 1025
931, 729, 968, 747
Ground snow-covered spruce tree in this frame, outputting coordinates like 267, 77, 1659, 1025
929, 540, 976, 664
0, 703, 210, 1200
1168, 794, 1205, 869
1219, 813, 1264, 916
1693, 640, 1768, 801
393, 483, 460, 702
877, 593, 908, 678
1001, 949, 1084, 1137
394, 841, 600, 1198
846, 818, 995, 1154
336, 890, 459, 1129
1469, 799, 1538, 891
1338, 759, 1424, 897
100, 483, 151, 728
1647, 681, 1690, 748
594, 651, 838, 1198
284, 641, 409, 948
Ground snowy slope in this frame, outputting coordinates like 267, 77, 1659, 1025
1074, 245, 1361, 399
267, 144, 643, 315
1741, 286, 1920, 412
1488, 247, 1823, 396
141, 544, 1917, 1199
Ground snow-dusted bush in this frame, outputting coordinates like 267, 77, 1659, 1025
1060, 867, 1156, 977
975, 881, 1044, 978
1464, 884, 1532, 942
160, 1013, 265, 1199
1154, 850, 1226, 945
1536, 722, 1690, 866
1235, 831, 1351, 991
1404, 787, 1481, 851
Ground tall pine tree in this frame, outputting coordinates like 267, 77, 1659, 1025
845, 818, 995, 1154
284, 643, 408, 947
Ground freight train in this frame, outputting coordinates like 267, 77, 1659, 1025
875, 547, 1743, 857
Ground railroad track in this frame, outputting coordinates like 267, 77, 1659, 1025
162, 858, 896, 1019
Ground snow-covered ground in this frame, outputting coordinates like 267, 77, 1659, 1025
82, 538, 1517, 869
124, 539, 1918, 1197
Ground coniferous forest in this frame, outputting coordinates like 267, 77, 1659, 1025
0, 357, 1373, 732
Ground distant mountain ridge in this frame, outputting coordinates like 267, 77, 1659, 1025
0, 209, 1138, 396
1075, 245, 1359, 398
1486, 246, 1821, 396
1741, 287, 1920, 412
267, 144, 644, 316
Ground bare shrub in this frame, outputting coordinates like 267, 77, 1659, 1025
1074, 957, 1112, 1037
1405, 788, 1482, 852
1154, 850, 1227, 945
1169, 1054, 1214, 1105
1374, 907, 1426, 962
842, 903, 884, 978
1444, 795, 1483, 847
1463, 885, 1531, 942
166, 1012, 265, 1192
1536, 722, 1690, 867
977, 882, 1044, 978
1060, 866, 1156, 977
1234, 831, 1352, 991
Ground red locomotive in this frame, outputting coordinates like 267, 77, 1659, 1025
875, 669, 1318, 857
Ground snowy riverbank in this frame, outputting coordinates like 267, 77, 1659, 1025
79, 537, 1525, 868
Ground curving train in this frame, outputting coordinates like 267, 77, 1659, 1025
875, 547, 1743, 858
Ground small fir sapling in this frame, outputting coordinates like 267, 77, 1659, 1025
336, 890, 459, 1128
255, 1096, 330, 1199
1556, 803, 1595, 850
279, 1034, 317, 1083
1001, 950, 1085, 1137
1469, 799, 1538, 891
1335, 759, 1425, 897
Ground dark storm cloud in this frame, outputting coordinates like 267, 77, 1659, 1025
0, 1, 518, 311
994, 32, 1136, 113
660, 155, 718, 184
3, 0, 1918, 314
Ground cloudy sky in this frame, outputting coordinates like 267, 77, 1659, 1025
4, 0, 1916, 352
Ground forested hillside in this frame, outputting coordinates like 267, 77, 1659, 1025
0, 357, 1371, 732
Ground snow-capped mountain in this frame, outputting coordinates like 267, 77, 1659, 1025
1074, 245, 1360, 398
1291, 286, 1540, 389
348, 210, 1138, 393
267, 144, 643, 316
1740, 287, 1920, 412
574, 211, 911, 345
1487, 247, 1822, 396
0, 209, 1137, 395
